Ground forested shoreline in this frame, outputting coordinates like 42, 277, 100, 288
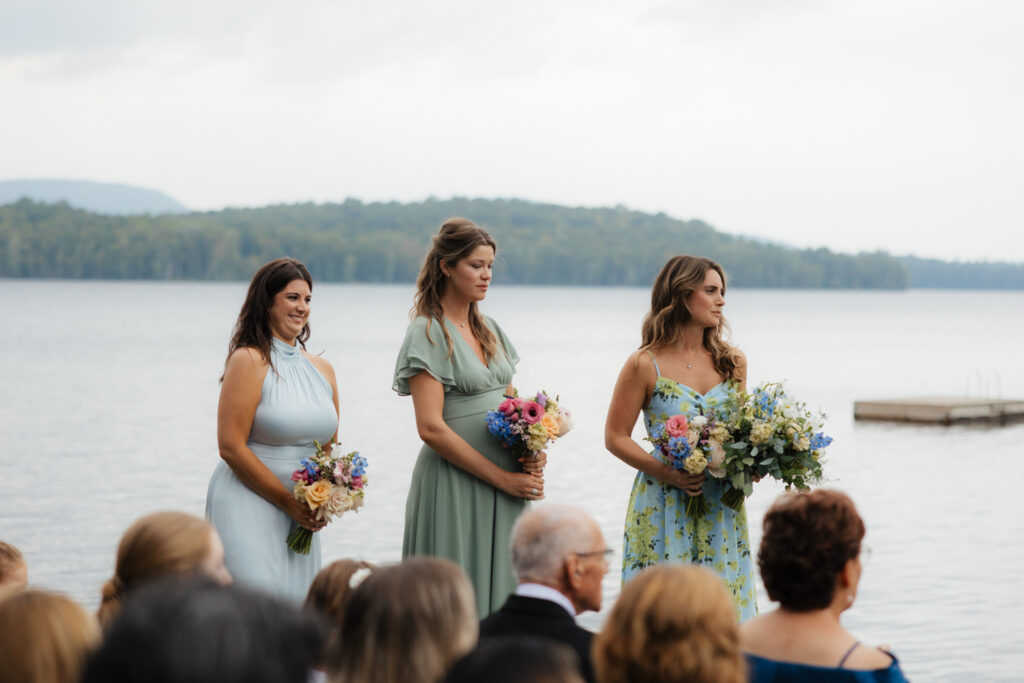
1, 198, 1020, 289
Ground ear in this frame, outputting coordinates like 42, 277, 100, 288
439, 259, 450, 277
565, 555, 584, 590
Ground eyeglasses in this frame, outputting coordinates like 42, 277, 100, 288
571, 548, 614, 561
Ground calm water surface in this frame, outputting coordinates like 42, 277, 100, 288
2, 281, 1023, 681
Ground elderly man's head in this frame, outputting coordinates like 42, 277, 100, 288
509, 506, 608, 614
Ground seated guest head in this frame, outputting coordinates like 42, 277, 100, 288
98, 511, 232, 627
82, 576, 324, 683
758, 488, 865, 611
738, 489, 903, 676
445, 636, 585, 683
304, 558, 375, 624
593, 565, 745, 683
0, 589, 101, 683
509, 504, 608, 614
0, 541, 27, 595
326, 556, 477, 683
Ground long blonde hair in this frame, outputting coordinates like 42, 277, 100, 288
412, 218, 499, 361
97, 511, 216, 628
0, 590, 101, 683
641, 255, 738, 379
593, 565, 746, 683
326, 557, 478, 683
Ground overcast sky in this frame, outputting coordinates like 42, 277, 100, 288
1, 0, 1020, 261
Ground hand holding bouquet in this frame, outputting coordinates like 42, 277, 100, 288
719, 382, 831, 511
486, 389, 573, 465
646, 411, 729, 518
286, 441, 368, 555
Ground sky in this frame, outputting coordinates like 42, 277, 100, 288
1, 0, 1021, 262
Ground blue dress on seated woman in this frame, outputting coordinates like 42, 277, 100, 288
746, 649, 909, 683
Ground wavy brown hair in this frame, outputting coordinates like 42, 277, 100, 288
223, 257, 314, 380
97, 511, 217, 628
593, 565, 746, 683
326, 557, 478, 683
758, 489, 865, 611
412, 218, 499, 362
640, 255, 738, 379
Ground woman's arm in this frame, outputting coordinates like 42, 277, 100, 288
604, 351, 705, 495
409, 371, 544, 500
217, 349, 323, 530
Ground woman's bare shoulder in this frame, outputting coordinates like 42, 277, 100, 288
304, 351, 336, 379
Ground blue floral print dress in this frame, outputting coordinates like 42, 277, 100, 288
621, 355, 758, 621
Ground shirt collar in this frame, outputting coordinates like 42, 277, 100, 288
515, 583, 577, 618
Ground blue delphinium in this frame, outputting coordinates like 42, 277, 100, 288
809, 432, 833, 451
486, 411, 517, 448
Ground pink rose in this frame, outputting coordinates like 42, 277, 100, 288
499, 398, 517, 416
521, 401, 544, 424
350, 476, 364, 490
665, 415, 689, 438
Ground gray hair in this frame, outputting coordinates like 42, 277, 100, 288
509, 505, 600, 583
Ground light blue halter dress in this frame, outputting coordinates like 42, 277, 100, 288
206, 338, 337, 603
621, 354, 758, 621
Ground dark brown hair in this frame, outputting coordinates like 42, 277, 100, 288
758, 489, 865, 611
224, 257, 313, 379
641, 255, 738, 379
412, 218, 499, 362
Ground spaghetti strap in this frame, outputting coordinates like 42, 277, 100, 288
645, 350, 661, 378
837, 641, 861, 668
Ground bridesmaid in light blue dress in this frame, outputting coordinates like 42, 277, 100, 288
206, 258, 339, 603
605, 255, 757, 621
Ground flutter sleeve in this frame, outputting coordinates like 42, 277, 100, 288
392, 317, 456, 396
487, 316, 520, 369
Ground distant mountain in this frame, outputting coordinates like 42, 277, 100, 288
0, 179, 188, 215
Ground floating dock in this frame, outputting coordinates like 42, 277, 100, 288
854, 397, 1024, 425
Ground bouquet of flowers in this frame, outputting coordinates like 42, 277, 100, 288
646, 411, 731, 518
286, 441, 368, 555
486, 389, 573, 463
718, 382, 832, 511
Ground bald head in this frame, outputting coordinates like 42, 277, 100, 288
509, 505, 602, 584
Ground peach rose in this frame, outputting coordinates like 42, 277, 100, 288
304, 480, 332, 509
542, 412, 560, 438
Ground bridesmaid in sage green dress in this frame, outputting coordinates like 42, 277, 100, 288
394, 218, 546, 618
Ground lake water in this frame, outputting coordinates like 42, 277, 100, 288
2, 280, 1023, 681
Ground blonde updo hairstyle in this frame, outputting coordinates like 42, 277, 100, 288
593, 565, 746, 683
0, 589, 101, 683
641, 255, 738, 379
413, 218, 499, 362
97, 511, 218, 628
326, 556, 478, 683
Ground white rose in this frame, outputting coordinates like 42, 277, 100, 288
556, 411, 574, 437
793, 434, 810, 451
708, 440, 726, 469
690, 415, 708, 429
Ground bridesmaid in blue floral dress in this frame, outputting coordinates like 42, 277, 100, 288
605, 255, 757, 621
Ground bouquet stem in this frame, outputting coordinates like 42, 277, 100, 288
720, 487, 746, 512
685, 493, 710, 519
286, 525, 313, 555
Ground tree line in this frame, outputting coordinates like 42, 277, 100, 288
0, 197, 1014, 289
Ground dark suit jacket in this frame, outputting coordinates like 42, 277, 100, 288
479, 594, 596, 683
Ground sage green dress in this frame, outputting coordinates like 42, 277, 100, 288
393, 315, 524, 618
